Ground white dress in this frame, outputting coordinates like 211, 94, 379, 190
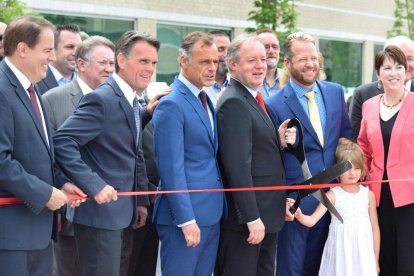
319, 186, 377, 276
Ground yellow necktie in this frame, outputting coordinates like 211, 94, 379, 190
305, 91, 324, 146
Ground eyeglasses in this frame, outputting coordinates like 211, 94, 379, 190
264, 44, 280, 51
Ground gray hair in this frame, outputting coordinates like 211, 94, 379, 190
225, 34, 262, 71
178, 31, 213, 63
385, 35, 414, 50
75, 35, 115, 63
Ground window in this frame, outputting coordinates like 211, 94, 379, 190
42, 13, 135, 43
319, 39, 363, 92
156, 23, 231, 84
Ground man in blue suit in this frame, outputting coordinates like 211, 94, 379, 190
266, 32, 352, 276
53, 31, 160, 276
153, 31, 226, 276
0, 16, 84, 276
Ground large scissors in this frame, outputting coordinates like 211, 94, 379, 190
286, 118, 351, 223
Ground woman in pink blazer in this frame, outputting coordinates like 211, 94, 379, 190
358, 45, 414, 275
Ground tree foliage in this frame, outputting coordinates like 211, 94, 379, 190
388, 0, 414, 39
245, 0, 301, 38
0, 0, 28, 24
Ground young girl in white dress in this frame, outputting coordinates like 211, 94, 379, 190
295, 138, 380, 276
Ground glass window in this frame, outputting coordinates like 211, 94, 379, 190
156, 23, 231, 84
319, 39, 363, 93
41, 13, 135, 43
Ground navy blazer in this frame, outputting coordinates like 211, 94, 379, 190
36, 66, 59, 95
53, 76, 149, 230
152, 78, 226, 227
0, 60, 58, 250
266, 80, 352, 214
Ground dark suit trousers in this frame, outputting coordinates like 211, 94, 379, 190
378, 185, 414, 276
74, 223, 123, 276
218, 228, 277, 276
0, 242, 52, 276
120, 218, 159, 276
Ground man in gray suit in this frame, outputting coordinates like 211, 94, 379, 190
42, 35, 115, 276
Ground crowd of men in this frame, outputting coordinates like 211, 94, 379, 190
1, 14, 414, 276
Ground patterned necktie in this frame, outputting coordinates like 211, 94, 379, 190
133, 97, 141, 145
256, 92, 268, 115
305, 91, 324, 146
27, 84, 44, 128
138, 98, 147, 109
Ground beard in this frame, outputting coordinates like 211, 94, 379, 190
217, 62, 228, 76
290, 67, 318, 87
266, 58, 278, 69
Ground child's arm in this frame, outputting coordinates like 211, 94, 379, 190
368, 190, 380, 274
294, 190, 335, 227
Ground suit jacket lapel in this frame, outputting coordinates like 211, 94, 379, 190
317, 81, 329, 145
1, 61, 52, 154
388, 94, 414, 167
70, 81, 84, 108
176, 79, 215, 145
107, 77, 138, 149
232, 79, 275, 131
284, 82, 321, 146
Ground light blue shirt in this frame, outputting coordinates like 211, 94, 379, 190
290, 79, 326, 132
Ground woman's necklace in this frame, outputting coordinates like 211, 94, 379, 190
381, 93, 404, 116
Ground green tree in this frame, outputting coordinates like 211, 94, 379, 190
0, 0, 28, 24
245, 0, 301, 38
388, 0, 414, 39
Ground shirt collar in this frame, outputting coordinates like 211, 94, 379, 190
232, 77, 257, 98
289, 79, 320, 98
49, 65, 75, 85
4, 57, 31, 90
112, 72, 136, 107
76, 77, 93, 95
178, 73, 203, 97
212, 74, 231, 92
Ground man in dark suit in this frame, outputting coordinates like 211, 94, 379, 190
216, 35, 295, 276
53, 31, 160, 276
0, 21, 6, 61
266, 32, 352, 276
153, 31, 226, 276
0, 15, 84, 276
36, 24, 82, 94
42, 35, 115, 276
350, 35, 414, 139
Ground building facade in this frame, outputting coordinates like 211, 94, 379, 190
25, 0, 396, 92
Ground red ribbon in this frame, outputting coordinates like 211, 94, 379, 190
1, 178, 412, 206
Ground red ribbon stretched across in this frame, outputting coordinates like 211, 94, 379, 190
1, 178, 412, 206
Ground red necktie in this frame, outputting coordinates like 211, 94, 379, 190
27, 84, 44, 127
256, 92, 268, 115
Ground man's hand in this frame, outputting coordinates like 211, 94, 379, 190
247, 219, 265, 245
132, 206, 148, 229
46, 187, 68, 211
181, 222, 201, 247
278, 119, 297, 148
146, 88, 171, 115
61, 182, 87, 208
94, 184, 117, 204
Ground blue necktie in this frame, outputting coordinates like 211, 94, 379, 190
133, 97, 141, 145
